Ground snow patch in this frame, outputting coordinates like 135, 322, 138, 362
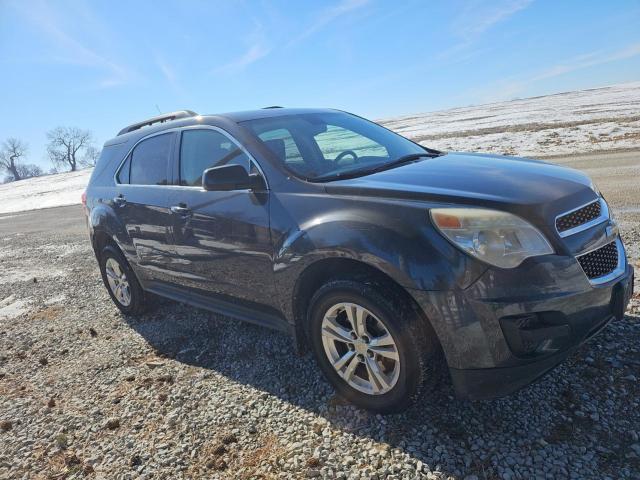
0, 264, 68, 283
379, 82, 640, 157
36, 242, 88, 258
44, 294, 67, 306
0, 295, 29, 320
0, 168, 92, 215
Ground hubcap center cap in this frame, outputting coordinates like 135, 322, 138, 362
354, 340, 368, 355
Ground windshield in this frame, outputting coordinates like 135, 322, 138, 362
242, 111, 432, 181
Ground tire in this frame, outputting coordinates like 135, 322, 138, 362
308, 280, 444, 413
99, 245, 147, 315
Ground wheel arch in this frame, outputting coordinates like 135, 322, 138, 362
88, 202, 131, 259
91, 229, 119, 258
291, 257, 441, 356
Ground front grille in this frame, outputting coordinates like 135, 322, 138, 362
556, 200, 601, 234
577, 241, 618, 279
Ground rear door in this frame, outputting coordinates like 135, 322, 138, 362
114, 132, 177, 284
167, 127, 276, 309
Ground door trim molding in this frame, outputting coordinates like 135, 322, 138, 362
113, 125, 270, 190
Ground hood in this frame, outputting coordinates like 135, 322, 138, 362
324, 152, 597, 211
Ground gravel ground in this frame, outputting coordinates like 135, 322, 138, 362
0, 209, 639, 479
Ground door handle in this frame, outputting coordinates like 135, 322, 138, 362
113, 194, 126, 207
170, 204, 192, 215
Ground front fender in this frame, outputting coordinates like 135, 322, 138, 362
271, 202, 485, 321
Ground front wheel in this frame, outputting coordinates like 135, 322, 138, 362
308, 280, 444, 413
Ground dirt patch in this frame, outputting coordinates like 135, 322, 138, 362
190, 433, 285, 479
30, 305, 64, 322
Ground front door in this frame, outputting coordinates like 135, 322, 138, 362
167, 128, 276, 309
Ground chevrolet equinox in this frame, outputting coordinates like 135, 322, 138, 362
85, 108, 634, 413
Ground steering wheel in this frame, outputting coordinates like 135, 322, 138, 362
334, 150, 359, 165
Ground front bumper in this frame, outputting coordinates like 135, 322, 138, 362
409, 251, 634, 400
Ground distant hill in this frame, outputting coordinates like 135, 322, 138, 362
379, 81, 640, 157
0, 169, 92, 215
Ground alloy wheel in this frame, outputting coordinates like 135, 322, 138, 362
321, 302, 400, 395
105, 257, 132, 307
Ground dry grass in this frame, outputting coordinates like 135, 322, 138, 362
239, 434, 281, 469
30, 305, 64, 322
39, 452, 88, 479
0, 376, 36, 399
186, 433, 284, 479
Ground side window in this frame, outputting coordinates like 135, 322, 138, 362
116, 154, 131, 184
314, 125, 388, 161
179, 129, 250, 187
128, 133, 172, 185
257, 128, 303, 166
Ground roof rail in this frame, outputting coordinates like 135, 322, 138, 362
262, 106, 283, 109
117, 110, 198, 136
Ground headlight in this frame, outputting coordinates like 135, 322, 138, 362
430, 208, 554, 268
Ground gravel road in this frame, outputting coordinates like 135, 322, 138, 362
1, 151, 639, 479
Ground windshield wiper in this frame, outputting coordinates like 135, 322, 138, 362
310, 151, 442, 182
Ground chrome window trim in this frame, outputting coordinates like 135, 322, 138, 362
576, 237, 626, 286
555, 198, 608, 238
113, 130, 174, 187
113, 125, 269, 190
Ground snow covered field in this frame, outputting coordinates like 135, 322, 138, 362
0, 169, 92, 215
0, 82, 638, 215
379, 82, 640, 157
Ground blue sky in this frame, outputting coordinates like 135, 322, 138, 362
1, 0, 639, 169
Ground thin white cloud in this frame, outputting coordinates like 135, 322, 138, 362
286, 0, 371, 48
8, 0, 135, 88
155, 55, 177, 86
475, 42, 640, 102
213, 42, 271, 74
216, 0, 371, 72
533, 43, 640, 81
212, 19, 272, 75
153, 53, 188, 98
440, 0, 533, 60
454, 0, 534, 40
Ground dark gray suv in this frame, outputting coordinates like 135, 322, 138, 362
85, 108, 634, 412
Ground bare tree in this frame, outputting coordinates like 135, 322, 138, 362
46, 127, 94, 172
16, 164, 43, 179
0, 137, 28, 181
80, 145, 101, 168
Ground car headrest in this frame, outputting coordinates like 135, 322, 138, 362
264, 139, 286, 162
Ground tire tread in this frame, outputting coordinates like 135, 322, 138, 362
99, 245, 148, 315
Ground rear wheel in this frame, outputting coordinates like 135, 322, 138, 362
99, 245, 147, 315
308, 280, 444, 413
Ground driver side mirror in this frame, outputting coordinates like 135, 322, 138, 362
202, 164, 264, 191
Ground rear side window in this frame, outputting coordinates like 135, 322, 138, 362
87, 144, 128, 186
116, 155, 131, 184
128, 133, 172, 185
179, 129, 250, 187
